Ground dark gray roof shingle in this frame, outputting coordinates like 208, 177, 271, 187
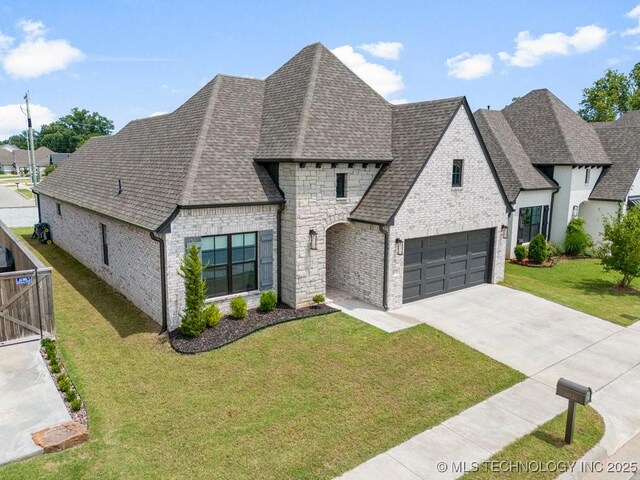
0, 146, 55, 167
474, 109, 557, 203
502, 89, 610, 166
590, 123, 640, 201
616, 110, 640, 127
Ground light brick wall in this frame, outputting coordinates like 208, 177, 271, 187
388, 108, 509, 309
39, 194, 163, 323
165, 205, 279, 330
278, 162, 381, 306
326, 221, 385, 306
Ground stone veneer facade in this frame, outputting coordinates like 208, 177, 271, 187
38, 194, 163, 323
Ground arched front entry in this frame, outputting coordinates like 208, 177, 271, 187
325, 222, 353, 299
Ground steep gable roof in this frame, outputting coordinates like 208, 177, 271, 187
502, 89, 610, 166
616, 110, 640, 127
350, 97, 463, 224
256, 43, 392, 161
0, 146, 55, 167
474, 109, 557, 203
590, 123, 640, 201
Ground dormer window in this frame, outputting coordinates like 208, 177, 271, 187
452, 159, 463, 188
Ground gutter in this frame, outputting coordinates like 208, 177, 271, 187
379, 224, 389, 310
149, 231, 168, 334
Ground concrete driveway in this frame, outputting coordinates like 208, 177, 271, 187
0, 341, 71, 466
337, 284, 640, 479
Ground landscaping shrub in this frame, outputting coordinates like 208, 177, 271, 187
70, 399, 82, 412
57, 377, 71, 393
563, 217, 592, 256
312, 294, 326, 305
230, 296, 248, 319
179, 244, 207, 337
203, 303, 222, 328
546, 242, 563, 257
259, 290, 277, 312
41, 338, 53, 348
601, 206, 640, 287
514, 245, 527, 261
65, 389, 77, 402
528, 233, 548, 263
51, 364, 61, 374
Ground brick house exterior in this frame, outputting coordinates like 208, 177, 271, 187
35, 43, 511, 331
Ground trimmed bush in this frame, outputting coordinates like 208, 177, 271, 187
312, 294, 326, 305
178, 245, 207, 337
203, 303, 222, 328
70, 398, 82, 412
514, 245, 527, 261
528, 233, 548, 263
259, 290, 277, 312
564, 217, 592, 256
230, 297, 248, 320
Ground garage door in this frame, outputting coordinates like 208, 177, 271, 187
403, 229, 492, 303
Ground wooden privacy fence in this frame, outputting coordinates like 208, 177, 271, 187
0, 219, 55, 345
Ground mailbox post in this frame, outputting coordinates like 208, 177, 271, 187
556, 378, 592, 445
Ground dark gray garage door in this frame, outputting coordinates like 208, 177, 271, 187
403, 229, 493, 303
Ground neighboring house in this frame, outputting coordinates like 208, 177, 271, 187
475, 90, 640, 257
0, 146, 56, 176
50, 153, 71, 166
34, 43, 511, 332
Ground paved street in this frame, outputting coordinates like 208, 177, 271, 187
0, 184, 38, 227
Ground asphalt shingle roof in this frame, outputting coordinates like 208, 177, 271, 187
590, 123, 640, 201
0, 147, 55, 167
616, 110, 640, 127
474, 109, 557, 203
502, 89, 610, 166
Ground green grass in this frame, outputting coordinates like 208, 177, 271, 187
2, 228, 524, 479
17, 188, 34, 199
503, 259, 640, 327
463, 406, 604, 479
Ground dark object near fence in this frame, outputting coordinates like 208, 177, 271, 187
0, 246, 15, 273
1, 220, 55, 345
32, 223, 53, 245
556, 377, 592, 445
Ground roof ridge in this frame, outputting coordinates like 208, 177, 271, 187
178, 77, 222, 205
543, 89, 575, 162
292, 43, 322, 158
393, 96, 464, 108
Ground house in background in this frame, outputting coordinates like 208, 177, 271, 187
475, 90, 640, 257
34, 43, 511, 332
0, 146, 57, 177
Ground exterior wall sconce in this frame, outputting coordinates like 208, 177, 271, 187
395, 238, 404, 255
501, 224, 509, 239
572, 205, 579, 217
309, 229, 318, 250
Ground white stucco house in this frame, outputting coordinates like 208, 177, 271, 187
34, 43, 511, 332
475, 91, 640, 257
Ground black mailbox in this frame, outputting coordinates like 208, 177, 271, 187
556, 378, 592, 406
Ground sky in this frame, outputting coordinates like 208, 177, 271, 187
1, 0, 639, 139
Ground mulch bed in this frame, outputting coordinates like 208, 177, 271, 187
169, 303, 338, 354
510, 258, 555, 268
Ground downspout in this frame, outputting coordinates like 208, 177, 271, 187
548, 189, 559, 241
276, 203, 285, 303
379, 224, 389, 310
149, 231, 168, 334
35, 192, 42, 223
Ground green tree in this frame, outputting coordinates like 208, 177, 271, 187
601, 207, 640, 288
43, 163, 58, 177
37, 108, 114, 153
528, 233, 548, 264
1, 132, 30, 149
578, 63, 640, 122
179, 245, 207, 337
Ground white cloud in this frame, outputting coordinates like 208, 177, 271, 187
358, 41, 403, 60
0, 19, 84, 78
445, 52, 494, 80
149, 111, 168, 117
0, 103, 55, 139
390, 98, 408, 105
498, 25, 608, 67
331, 45, 404, 98
622, 5, 640, 36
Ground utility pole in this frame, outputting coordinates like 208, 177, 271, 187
24, 92, 39, 185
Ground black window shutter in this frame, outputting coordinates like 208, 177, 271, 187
259, 230, 274, 290
541, 205, 549, 239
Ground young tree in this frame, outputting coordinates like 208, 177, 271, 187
578, 63, 640, 122
601, 207, 640, 288
179, 245, 207, 337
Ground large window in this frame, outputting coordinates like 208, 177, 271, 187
452, 159, 463, 187
518, 206, 542, 244
201, 233, 257, 297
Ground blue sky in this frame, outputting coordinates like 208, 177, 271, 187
1, 0, 639, 138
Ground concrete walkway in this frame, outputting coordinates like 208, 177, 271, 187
336, 285, 640, 479
0, 341, 71, 466
0, 184, 34, 208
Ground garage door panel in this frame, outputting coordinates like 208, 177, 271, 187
402, 229, 493, 303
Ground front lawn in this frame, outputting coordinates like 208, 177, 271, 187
1, 229, 524, 479
464, 406, 604, 479
503, 259, 640, 327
